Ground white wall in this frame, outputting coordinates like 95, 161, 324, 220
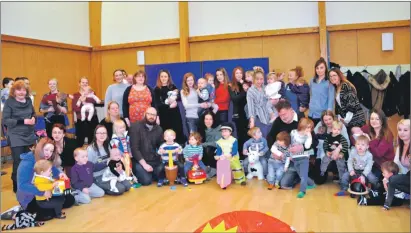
101, 2, 179, 45
188, 2, 319, 37
1, 2, 90, 46
326, 2, 410, 25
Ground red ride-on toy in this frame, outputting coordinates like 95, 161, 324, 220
187, 155, 207, 184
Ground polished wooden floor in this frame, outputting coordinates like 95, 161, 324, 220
0, 163, 409, 233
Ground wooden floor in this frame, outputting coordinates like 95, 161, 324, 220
0, 163, 409, 233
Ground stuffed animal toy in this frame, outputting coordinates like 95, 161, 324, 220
165, 91, 178, 105
1, 211, 44, 231
246, 145, 264, 180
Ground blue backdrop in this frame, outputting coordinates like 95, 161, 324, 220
145, 62, 202, 89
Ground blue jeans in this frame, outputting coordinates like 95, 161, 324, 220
293, 157, 314, 193
132, 160, 164, 186
216, 110, 228, 125
186, 118, 199, 134
340, 170, 379, 191
280, 160, 314, 191
267, 158, 285, 185
184, 161, 207, 175
243, 155, 268, 176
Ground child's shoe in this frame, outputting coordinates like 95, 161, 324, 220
334, 190, 347, 196
181, 177, 188, 187
157, 179, 164, 187
357, 196, 368, 206
297, 191, 306, 198
307, 184, 316, 190
274, 182, 280, 189
55, 212, 66, 219
267, 183, 274, 190
163, 179, 169, 185
241, 181, 247, 186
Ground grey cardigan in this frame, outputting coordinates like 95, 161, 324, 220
2, 97, 37, 147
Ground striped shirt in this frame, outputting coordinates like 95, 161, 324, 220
323, 134, 349, 158
158, 143, 182, 162
246, 85, 272, 125
183, 145, 203, 160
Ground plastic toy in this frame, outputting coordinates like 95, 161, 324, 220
348, 175, 369, 196
246, 145, 264, 180
187, 155, 207, 184
165, 150, 178, 185
52, 178, 72, 196
217, 158, 231, 189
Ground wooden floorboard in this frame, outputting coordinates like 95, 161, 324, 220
0, 163, 409, 232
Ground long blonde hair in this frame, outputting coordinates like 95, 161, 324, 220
105, 101, 120, 123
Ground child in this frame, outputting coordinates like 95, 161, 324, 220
204, 73, 216, 107
288, 66, 310, 117
183, 132, 208, 178
44, 92, 68, 120
275, 70, 286, 98
158, 129, 186, 187
358, 161, 410, 209
215, 122, 247, 186
336, 135, 378, 196
268, 131, 291, 190
320, 121, 348, 180
289, 118, 316, 198
265, 72, 282, 123
70, 147, 105, 204
79, 86, 101, 121
33, 160, 66, 219
242, 127, 269, 176
1, 77, 14, 108
110, 119, 138, 183
244, 70, 254, 88
101, 147, 130, 193
197, 78, 218, 115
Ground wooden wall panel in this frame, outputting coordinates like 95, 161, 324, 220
262, 33, 320, 81
100, 44, 180, 94
1, 41, 91, 125
357, 27, 410, 65
329, 30, 358, 66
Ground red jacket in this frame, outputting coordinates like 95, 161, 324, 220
214, 84, 230, 111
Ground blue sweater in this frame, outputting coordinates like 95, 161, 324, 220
17, 152, 61, 209
243, 138, 269, 155
308, 77, 335, 119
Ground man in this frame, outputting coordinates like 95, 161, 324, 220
129, 107, 164, 186
123, 74, 133, 85
266, 99, 318, 189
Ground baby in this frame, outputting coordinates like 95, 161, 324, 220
244, 70, 254, 90
79, 86, 101, 121
101, 147, 131, 193
197, 77, 218, 115
44, 92, 69, 120
268, 131, 291, 189
265, 72, 282, 123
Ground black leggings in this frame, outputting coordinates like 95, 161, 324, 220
25, 194, 75, 221
11, 146, 30, 193
202, 146, 217, 169
310, 158, 339, 185
233, 115, 249, 161
74, 115, 99, 147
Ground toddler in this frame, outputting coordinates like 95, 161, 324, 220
197, 78, 218, 115
70, 148, 105, 204
242, 127, 269, 176
320, 121, 348, 180
101, 147, 131, 193
158, 129, 186, 187
288, 66, 310, 116
289, 118, 316, 198
183, 132, 208, 178
244, 70, 254, 88
336, 135, 378, 196
33, 160, 66, 219
79, 86, 101, 121
1, 77, 14, 109
215, 122, 246, 186
268, 131, 291, 189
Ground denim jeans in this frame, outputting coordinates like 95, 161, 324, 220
216, 110, 228, 125
340, 170, 379, 191
243, 155, 268, 176
293, 157, 314, 193
186, 118, 199, 134
267, 158, 285, 185
132, 160, 164, 186
184, 160, 207, 175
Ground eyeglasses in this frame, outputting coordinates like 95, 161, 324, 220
146, 112, 157, 117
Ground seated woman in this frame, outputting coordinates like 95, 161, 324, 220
87, 125, 131, 195
50, 123, 77, 179
16, 138, 74, 221
99, 101, 128, 140
312, 110, 351, 184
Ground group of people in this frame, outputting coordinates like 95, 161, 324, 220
1, 57, 410, 224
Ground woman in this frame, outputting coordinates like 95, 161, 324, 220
229, 67, 248, 160
87, 125, 131, 195
214, 68, 231, 125
329, 68, 366, 130
154, 70, 185, 144
360, 109, 395, 178
39, 78, 67, 138
17, 138, 74, 221
51, 123, 77, 179
2, 80, 37, 193
15, 77, 34, 106
181, 73, 208, 134
198, 110, 222, 170
123, 70, 156, 126
247, 69, 272, 138
308, 57, 335, 126
99, 101, 128, 139
312, 110, 350, 184
71, 77, 99, 147
104, 69, 129, 117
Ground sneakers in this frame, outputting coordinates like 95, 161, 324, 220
275, 183, 280, 189
181, 177, 188, 187
268, 184, 274, 190
1, 205, 22, 220
157, 179, 164, 187
357, 196, 368, 206
297, 191, 306, 198
334, 191, 347, 196
307, 184, 316, 190
241, 181, 247, 186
